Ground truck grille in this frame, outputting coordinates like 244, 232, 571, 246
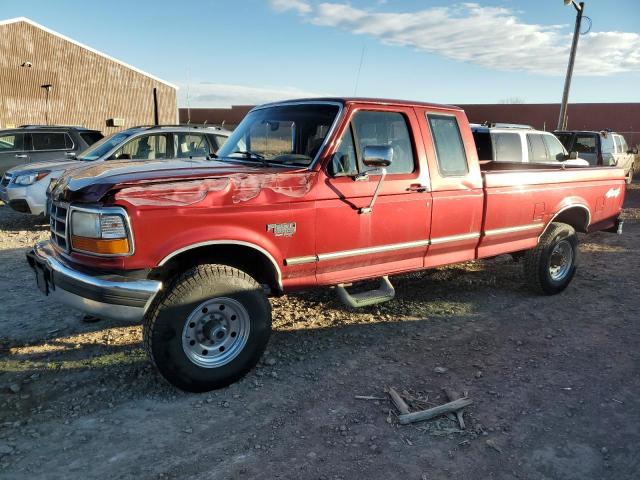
49, 201, 69, 250
1, 173, 11, 187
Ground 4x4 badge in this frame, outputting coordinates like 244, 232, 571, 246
267, 223, 296, 237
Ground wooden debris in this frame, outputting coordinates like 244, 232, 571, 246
354, 395, 386, 401
386, 387, 411, 415
398, 398, 473, 425
443, 387, 466, 429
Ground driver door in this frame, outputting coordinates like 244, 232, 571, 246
313, 105, 432, 285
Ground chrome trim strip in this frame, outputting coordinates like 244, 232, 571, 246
484, 223, 544, 237
284, 255, 318, 266
285, 239, 430, 265
430, 232, 480, 245
158, 240, 283, 290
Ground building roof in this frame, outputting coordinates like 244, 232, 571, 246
0, 17, 177, 90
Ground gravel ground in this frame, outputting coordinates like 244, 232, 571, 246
0, 185, 639, 479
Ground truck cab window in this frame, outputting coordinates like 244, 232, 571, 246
428, 114, 468, 175
492, 132, 522, 162
353, 111, 415, 174
330, 126, 357, 176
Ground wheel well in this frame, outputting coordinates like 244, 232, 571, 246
151, 244, 282, 294
550, 206, 590, 233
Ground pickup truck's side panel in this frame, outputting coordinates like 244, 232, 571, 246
311, 103, 433, 285
414, 106, 485, 268
478, 167, 625, 258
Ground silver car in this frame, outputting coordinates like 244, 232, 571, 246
0, 125, 230, 215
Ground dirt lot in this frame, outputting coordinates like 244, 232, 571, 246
0, 186, 639, 480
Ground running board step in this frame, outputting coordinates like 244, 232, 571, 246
336, 276, 395, 308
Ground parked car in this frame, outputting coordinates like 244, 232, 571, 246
0, 125, 230, 215
554, 130, 637, 184
28, 98, 625, 392
0, 125, 103, 175
471, 123, 588, 166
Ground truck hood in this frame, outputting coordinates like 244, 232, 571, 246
51, 158, 313, 204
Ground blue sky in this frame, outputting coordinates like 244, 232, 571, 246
2, 0, 639, 106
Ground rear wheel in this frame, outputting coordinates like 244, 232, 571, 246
143, 264, 271, 392
523, 222, 578, 295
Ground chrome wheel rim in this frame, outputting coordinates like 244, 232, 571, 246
181, 297, 250, 368
549, 240, 573, 281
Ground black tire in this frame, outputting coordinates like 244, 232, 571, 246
144, 264, 271, 392
523, 222, 578, 295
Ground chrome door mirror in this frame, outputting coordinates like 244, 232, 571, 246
359, 145, 393, 215
568, 151, 578, 160
363, 145, 393, 168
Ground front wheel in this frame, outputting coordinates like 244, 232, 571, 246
523, 222, 578, 295
143, 264, 272, 392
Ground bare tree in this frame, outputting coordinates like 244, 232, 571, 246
498, 97, 525, 104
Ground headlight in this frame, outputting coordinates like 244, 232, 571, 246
70, 209, 131, 255
13, 171, 50, 186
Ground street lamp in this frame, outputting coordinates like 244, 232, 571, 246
557, 0, 585, 131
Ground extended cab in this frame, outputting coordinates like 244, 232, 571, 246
27, 98, 626, 392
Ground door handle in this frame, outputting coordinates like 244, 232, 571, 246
15, 154, 28, 159
406, 183, 429, 193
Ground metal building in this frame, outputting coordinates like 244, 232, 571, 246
0, 17, 177, 132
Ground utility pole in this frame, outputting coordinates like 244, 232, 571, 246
557, 0, 584, 131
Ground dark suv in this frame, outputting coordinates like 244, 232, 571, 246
0, 125, 103, 175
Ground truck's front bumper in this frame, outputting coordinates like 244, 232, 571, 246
26, 242, 162, 321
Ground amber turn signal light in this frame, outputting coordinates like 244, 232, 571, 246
71, 236, 130, 255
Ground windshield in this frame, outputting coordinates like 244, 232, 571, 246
216, 103, 340, 167
77, 130, 138, 161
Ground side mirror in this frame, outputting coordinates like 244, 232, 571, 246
359, 145, 393, 215
568, 151, 578, 160
363, 145, 393, 168
629, 146, 639, 155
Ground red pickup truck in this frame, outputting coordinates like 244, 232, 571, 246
28, 98, 626, 391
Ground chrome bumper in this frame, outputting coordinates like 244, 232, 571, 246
26, 241, 162, 321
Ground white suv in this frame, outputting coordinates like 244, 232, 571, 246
471, 123, 588, 167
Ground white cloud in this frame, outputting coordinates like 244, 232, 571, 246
177, 82, 324, 108
272, 1, 640, 76
269, 0, 312, 15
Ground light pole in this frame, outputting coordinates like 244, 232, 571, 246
557, 0, 584, 131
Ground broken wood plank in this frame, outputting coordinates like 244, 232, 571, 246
399, 398, 472, 425
386, 387, 411, 415
443, 387, 466, 430
354, 395, 386, 401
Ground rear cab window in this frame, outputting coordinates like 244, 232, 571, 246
427, 114, 468, 175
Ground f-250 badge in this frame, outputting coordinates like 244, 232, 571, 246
267, 223, 296, 237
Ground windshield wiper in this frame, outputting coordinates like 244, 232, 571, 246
229, 150, 268, 166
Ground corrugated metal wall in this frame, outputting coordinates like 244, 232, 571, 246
0, 20, 177, 133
